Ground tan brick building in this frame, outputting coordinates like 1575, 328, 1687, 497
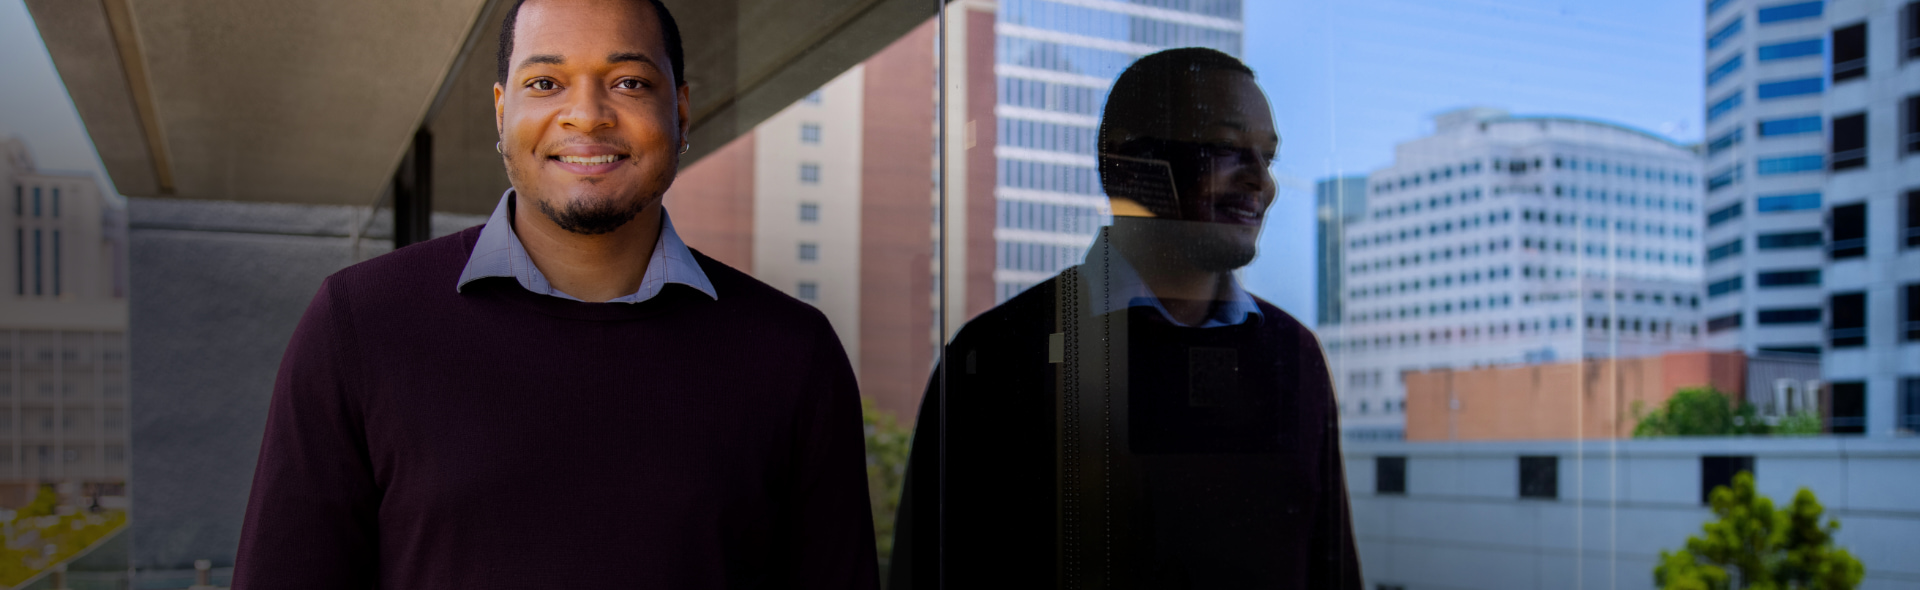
1403, 350, 1747, 441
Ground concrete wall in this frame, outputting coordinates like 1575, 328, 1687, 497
126, 198, 480, 577
1345, 438, 1920, 590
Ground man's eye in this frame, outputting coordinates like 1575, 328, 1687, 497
615, 79, 645, 90
529, 79, 556, 91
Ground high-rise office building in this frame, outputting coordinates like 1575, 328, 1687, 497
1317, 176, 1368, 326
1699, 0, 1920, 436
990, 0, 1246, 302
0, 137, 129, 507
1323, 108, 1707, 440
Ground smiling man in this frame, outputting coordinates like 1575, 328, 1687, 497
232, 0, 879, 587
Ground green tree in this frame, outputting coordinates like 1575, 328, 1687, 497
862, 398, 912, 578
1773, 411, 1823, 436
1654, 472, 1863, 590
1634, 387, 1769, 437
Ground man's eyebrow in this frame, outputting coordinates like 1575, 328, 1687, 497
516, 54, 565, 72
608, 52, 660, 69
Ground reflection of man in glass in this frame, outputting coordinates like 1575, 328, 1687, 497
233, 1, 878, 587
892, 48, 1360, 589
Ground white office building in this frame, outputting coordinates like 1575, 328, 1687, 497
1698, 0, 1920, 436
991, 0, 1245, 301
1324, 109, 1708, 440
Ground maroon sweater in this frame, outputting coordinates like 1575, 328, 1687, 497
234, 226, 879, 589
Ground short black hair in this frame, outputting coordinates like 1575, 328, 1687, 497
1097, 47, 1254, 158
496, 0, 686, 87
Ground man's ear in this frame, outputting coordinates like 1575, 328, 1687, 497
676, 83, 692, 147
493, 83, 506, 136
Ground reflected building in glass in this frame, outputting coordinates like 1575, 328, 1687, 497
1325, 108, 1707, 441
1698, 0, 1920, 436
1317, 176, 1367, 327
991, 0, 1245, 302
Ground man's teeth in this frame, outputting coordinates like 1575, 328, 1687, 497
1225, 206, 1258, 218
557, 155, 621, 164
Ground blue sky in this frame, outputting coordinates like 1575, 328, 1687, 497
1239, 0, 1705, 324
0, 0, 1705, 323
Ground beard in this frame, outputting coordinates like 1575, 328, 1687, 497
1116, 216, 1258, 273
533, 192, 649, 236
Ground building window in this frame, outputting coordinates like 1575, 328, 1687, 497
1757, 1, 1824, 24
1708, 202, 1743, 227
1709, 17, 1745, 50
796, 281, 818, 302
1708, 237, 1745, 261
1758, 192, 1822, 212
32, 229, 40, 296
1832, 22, 1867, 83
1906, 2, 1920, 61
1375, 456, 1406, 495
1701, 456, 1755, 505
1830, 113, 1866, 171
1760, 345, 1821, 356
798, 242, 818, 261
12, 229, 20, 296
1707, 54, 1744, 86
1830, 292, 1866, 348
1708, 312, 1743, 333
1519, 456, 1558, 500
1906, 283, 1920, 341
1758, 38, 1824, 61
1906, 190, 1920, 247
799, 163, 820, 184
1707, 91, 1743, 122
1707, 164, 1741, 191
1708, 275, 1744, 298
1758, 307, 1822, 325
800, 123, 821, 145
799, 202, 819, 223
51, 230, 59, 297
1756, 154, 1825, 175
1757, 230, 1822, 249
50, 188, 59, 217
1829, 202, 1866, 259
32, 187, 40, 217
1707, 127, 1744, 156
1757, 77, 1824, 99
1901, 378, 1920, 433
1830, 381, 1865, 434
1759, 115, 1822, 137
1710, 0, 1737, 16
1757, 269, 1821, 287
1904, 96, 1919, 155
802, 90, 822, 104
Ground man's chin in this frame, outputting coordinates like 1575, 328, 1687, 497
533, 192, 649, 236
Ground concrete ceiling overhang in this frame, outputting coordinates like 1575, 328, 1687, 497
30, 0, 941, 215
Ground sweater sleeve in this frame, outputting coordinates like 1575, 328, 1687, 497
233, 276, 381, 588
1303, 330, 1364, 590
780, 323, 882, 589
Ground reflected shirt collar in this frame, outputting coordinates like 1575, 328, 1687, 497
1079, 227, 1261, 328
456, 188, 717, 303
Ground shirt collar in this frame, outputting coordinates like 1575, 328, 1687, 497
456, 188, 717, 303
1078, 227, 1262, 328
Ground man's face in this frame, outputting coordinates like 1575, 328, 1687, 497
494, 0, 689, 235
1115, 71, 1279, 271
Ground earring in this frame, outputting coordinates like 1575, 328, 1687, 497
680, 142, 691, 155
495, 141, 502, 154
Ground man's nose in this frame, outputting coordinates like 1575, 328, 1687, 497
556, 86, 617, 132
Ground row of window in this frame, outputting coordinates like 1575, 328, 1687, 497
1710, 284, 1920, 349
10, 186, 63, 220
1349, 237, 1512, 276
1706, 268, 1823, 298
999, 0, 1242, 54
1347, 265, 1513, 305
1707, 196, 1911, 264
998, 76, 1103, 117
998, 37, 1140, 80
1374, 454, 1762, 505
1374, 158, 1695, 196
1333, 313, 1696, 352
1554, 185, 1701, 214
997, 240, 1084, 274
998, 117, 1097, 156
998, 158, 1101, 196
1368, 188, 1486, 221
996, 199, 1106, 236
1351, 212, 1696, 253
1348, 293, 1516, 323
